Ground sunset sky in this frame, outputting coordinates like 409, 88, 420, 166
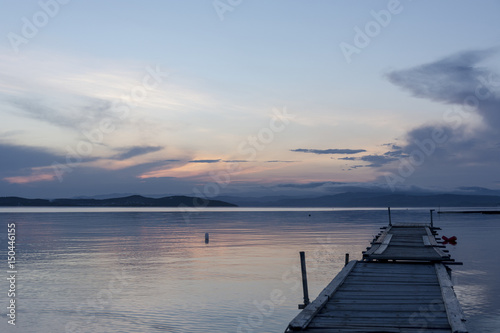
1, 0, 500, 198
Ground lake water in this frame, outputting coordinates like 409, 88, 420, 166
0, 208, 499, 333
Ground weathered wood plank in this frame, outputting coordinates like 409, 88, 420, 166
287, 260, 357, 330
372, 226, 392, 244
343, 274, 439, 282
329, 299, 445, 304
308, 316, 450, 327
304, 327, 451, 333
373, 234, 392, 254
435, 264, 468, 333
322, 302, 445, 312
356, 262, 436, 269
391, 223, 430, 227
315, 311, 449, 320
362, 244, 380, 257
331, 290, 441, 296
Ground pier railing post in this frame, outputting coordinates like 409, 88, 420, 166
345, 253, 349, 266
298, 251, 310, 309
388, 207, 392, 226
430, 209, 435, 228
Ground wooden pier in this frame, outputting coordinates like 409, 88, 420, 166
363, 224, 452, 263
285, 222, 467, 333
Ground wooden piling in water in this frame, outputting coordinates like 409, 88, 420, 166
387, 207, 392, 226
299, 251, 310, 309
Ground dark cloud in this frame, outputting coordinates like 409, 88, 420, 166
382, 143, 403, 151
0, 142, 181, 192
291, 148, 366, 155
387, 48, 500, 126
0, 143, 62, 174
339, 152, 402, 168
0, 156, 190, 198
359, 155, 398, 167
188, 159, 221, 163
276, 181, 345, 189
1, 163, 195, 198
223, 160, 249, 163
383, 148, 406, 158
112, 146, 163, 160
383, 49, 500, 189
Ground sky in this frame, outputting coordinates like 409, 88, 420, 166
1, 0, 500, 199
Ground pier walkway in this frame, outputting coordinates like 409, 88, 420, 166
363, 224, 452, 262
285, 223, 467, 333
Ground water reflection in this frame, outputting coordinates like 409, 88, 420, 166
0, 209, 498, 332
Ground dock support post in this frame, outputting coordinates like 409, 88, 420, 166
299, 251, 310, 309
388, 207, 392, 226
345, 253, 349, 266
205, 232, 209, 244
430, 209, 435, 228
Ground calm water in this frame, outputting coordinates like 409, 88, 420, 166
0, 208, 499, 333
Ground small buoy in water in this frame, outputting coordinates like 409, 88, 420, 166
308, 214, 311, 217
205, 232, 209, 244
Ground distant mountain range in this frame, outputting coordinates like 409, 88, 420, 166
215, 192, 500, 207
2, 192, 500, 208
0, 195, 237, 207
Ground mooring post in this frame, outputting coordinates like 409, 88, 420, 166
388, 207, 392, 226
345, 253, 349, 266
430, 209, 435, 228
299, 251, 310, 309
205, 232, 209, 244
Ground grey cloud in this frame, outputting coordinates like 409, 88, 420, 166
8, 96, 114, 131
339, 153, 400, 168
0, 154, 190, 198
115, 159, 182, 175
276, 181, 345, 189
112, 146, 163, 160
266, 160, 296, 163
383, 49, 500, 188
382, 143, 402, 151
188, 159, 221, 163
402, 124, 484, 162
0, 143, 62, 174
291, 148, 366, 155
383, 150, 406, 158
387, 48, 500, 125
359, 155, 398, 167
1, 163, 195, 198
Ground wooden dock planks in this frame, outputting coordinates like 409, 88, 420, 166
285, 223, 467, 333
363, 225, 451, 262
287, 262, 455, 332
